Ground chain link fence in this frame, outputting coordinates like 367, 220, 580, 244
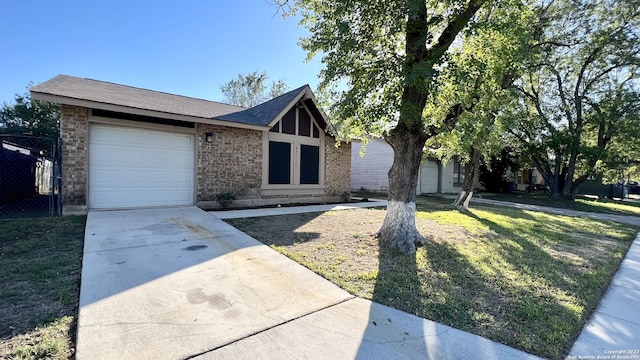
0, 135, 61, 219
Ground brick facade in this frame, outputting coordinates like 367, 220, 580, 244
196, 124, 262, 201
57, 106, 350, 211
60, 105, 88, 209
324, 137, 351, 196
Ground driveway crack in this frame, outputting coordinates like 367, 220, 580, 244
181, 296, 356, 360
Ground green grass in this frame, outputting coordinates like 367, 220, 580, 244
229, 198, 638, 359
488, 192, 640, 216
411, 204, 634, 357
0, 216, 86, 360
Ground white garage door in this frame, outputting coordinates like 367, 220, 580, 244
89, 123, 195, 209
420, 161, 439, 193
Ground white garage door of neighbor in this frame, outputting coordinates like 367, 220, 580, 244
89, 123, 195, 209
420, 161, 439, 193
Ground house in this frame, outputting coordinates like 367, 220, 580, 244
0, 140, 54, 204
30, 75, 350, 214
351, 138, 461, 194
514, 168, 545, 191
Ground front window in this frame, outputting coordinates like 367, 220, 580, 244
266, 103, 323, 187
268, 141, 291, 184
453, 157, 464, 186
300, 144, 320, 184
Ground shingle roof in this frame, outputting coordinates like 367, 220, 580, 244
216, 85, 309, 126
30, 75, 246, 119
29, 75, 325, 129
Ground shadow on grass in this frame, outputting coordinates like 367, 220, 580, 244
225, 212, 324, 247
446, 208, 633, 358
230, 202, 635, 359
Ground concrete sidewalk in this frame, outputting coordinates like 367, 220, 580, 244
77, 205, 542, 360
212, 198, 387, 219
470, 197, 640, 226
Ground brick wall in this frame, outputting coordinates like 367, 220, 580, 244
58, 110, 346, 209
60, 105, 89, 207
197, 124, 262, 201
324, 136, 351, 196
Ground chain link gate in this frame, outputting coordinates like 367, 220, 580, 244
0, 134, 62, 219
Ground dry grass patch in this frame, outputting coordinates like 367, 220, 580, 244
0, 216, 85, 359
227, 200, 637, 360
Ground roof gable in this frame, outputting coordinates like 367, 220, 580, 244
215, 85, 328, 130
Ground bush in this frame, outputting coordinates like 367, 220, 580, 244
215, 192, 235, 209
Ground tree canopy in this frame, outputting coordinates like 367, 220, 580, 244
220, 71, 289, 107
0, 91, 60, 139
426, 1, 534, 209
280, 0, 503, 253
510, 0, 640, 198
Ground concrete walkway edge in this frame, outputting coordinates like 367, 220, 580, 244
211, 198, 388, 219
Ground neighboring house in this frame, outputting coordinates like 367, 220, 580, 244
30, 75, 350, 214
514, 168, 545, 191
0, 141, 52, 204
351, 138, 459, 194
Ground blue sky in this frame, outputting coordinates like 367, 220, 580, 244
0, 0, 322, 105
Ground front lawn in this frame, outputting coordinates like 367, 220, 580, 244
0, 216, 86, 360
227, 199, 637, 360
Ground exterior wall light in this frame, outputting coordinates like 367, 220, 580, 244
205, 132, 213, 143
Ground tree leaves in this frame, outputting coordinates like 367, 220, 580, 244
219, 71, 289, 108
0, 92, 60, 139
511, 0, 640, 193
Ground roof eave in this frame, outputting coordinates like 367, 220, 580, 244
30, 91, 270, 132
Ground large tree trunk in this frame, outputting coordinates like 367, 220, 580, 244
378, 130, 427, 254
561, 148, 579, 199
453, 147, 481, 211
377, 0, 484, 255
548, 159, 563, 198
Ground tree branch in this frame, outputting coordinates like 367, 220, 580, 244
428, 0, 486, 64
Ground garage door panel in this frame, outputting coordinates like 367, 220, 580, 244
91, 145, 150, 166
169, 134, 194, 148
90, 145, 123, 164
122, 128, 147, 145
89, 123, 195, 209
151, 150, 193, 167
91, 126, 122, 144
420, 161, 439, 193
144, 171, 193, 186
147, 132, 173, 147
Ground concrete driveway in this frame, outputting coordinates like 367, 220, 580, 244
77, 206, 542, 360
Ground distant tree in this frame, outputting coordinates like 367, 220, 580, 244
220, 71, 289, 107
0, 91, 60, 139
428, 1, 534, 210
510, 0, 640, 199
478, 147, 521, 193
